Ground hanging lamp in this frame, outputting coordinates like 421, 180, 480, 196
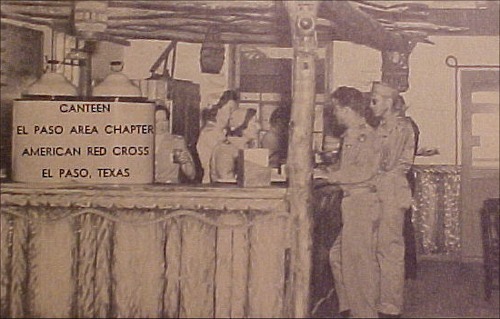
200, 26, 225, 74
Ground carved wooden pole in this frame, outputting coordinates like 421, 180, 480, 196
285, 2, 319, 318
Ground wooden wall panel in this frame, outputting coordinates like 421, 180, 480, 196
74, 213, 113, 318
213, 213, 250, 318
248, 213, 287, 318
179, 216, 216, 318
163, 218, 182, 318
0, 211, 11, 317
112, 212, 165, 318
229, 214, 250, 318
27, 209, 73, 318
214, 214, 233, 318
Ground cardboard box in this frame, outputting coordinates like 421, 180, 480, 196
237, 149, 271, 187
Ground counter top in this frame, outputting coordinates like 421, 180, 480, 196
0, 182, 288, 212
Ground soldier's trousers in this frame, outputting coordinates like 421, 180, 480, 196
376, 199, 406, 315
329, 191, 381, 318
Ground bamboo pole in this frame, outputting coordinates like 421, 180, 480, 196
285, 1, 319, 318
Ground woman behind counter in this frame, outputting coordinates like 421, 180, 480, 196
155, 107, 196, 184
210, 107, 260, 183
261, 107, 289, 169
196, 89, 239, 183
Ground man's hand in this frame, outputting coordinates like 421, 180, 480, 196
176, 150, 192, 165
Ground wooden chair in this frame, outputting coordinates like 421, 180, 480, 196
480, 198, 499, 300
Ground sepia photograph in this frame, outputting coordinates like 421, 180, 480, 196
0, 1, 498, 318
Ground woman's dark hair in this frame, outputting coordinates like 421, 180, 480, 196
201, 89, 239, 128
201, 107, 218, 127
269, 107, 290, 129
213, 89, 239, 110
228, 108, 257, 137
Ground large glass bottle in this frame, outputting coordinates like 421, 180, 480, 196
24, 60, 77, 97
93, 61, 142, 97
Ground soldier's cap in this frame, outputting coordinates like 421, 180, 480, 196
371, 81, 399, 100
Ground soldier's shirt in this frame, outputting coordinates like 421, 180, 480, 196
327, 123, 382, 185
377, 116, 416, 176
375, 116, 416, 208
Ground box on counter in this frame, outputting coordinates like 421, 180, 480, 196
237, 148, 271, 187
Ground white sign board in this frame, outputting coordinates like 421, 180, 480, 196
12, 100, 155, 184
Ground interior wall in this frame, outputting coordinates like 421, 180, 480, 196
405, 36, 499, 166
331, 36, 499, 166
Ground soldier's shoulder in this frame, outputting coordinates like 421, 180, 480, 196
396, 116, 413, 126
396, 117, 415, 130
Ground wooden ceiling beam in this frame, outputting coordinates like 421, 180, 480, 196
0, 12, 69, 32
107, 8, 275, 22
0, 4, 71, 16
116, 24, 272, 38
106, 28, 277, 44
322, 1, 410, 52
107, 0, 276, 21
108, 0, 276, 13
426, 8, 499, 36
0, 1, 71, 7
108, 18, 274, 33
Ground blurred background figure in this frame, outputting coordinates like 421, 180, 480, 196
261, 106, 289, 169
155, 107, 196, 184
196, 89, 239, 183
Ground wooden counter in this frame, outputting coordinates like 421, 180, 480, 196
0, 183, 291, 318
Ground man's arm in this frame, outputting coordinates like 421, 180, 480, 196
388, 119, 416, 177
176, 138, 196, 181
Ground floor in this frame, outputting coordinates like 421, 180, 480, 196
311, 258, 500, 318
402, 259, 499, 318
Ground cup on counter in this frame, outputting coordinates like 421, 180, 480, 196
172, 148, 183, 164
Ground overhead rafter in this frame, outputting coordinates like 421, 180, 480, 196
322, 1, 411, 52
0, 0, 484, 49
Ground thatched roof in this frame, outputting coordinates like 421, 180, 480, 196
1, 1, 496, 51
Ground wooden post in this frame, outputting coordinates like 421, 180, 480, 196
323, 41, 335, 137
285, 2, 319, 318
78, 40, 95, 98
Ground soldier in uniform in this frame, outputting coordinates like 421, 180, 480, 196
154, 108, 196, 184
369, 82, 416, 318
314, 86, 383, 318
